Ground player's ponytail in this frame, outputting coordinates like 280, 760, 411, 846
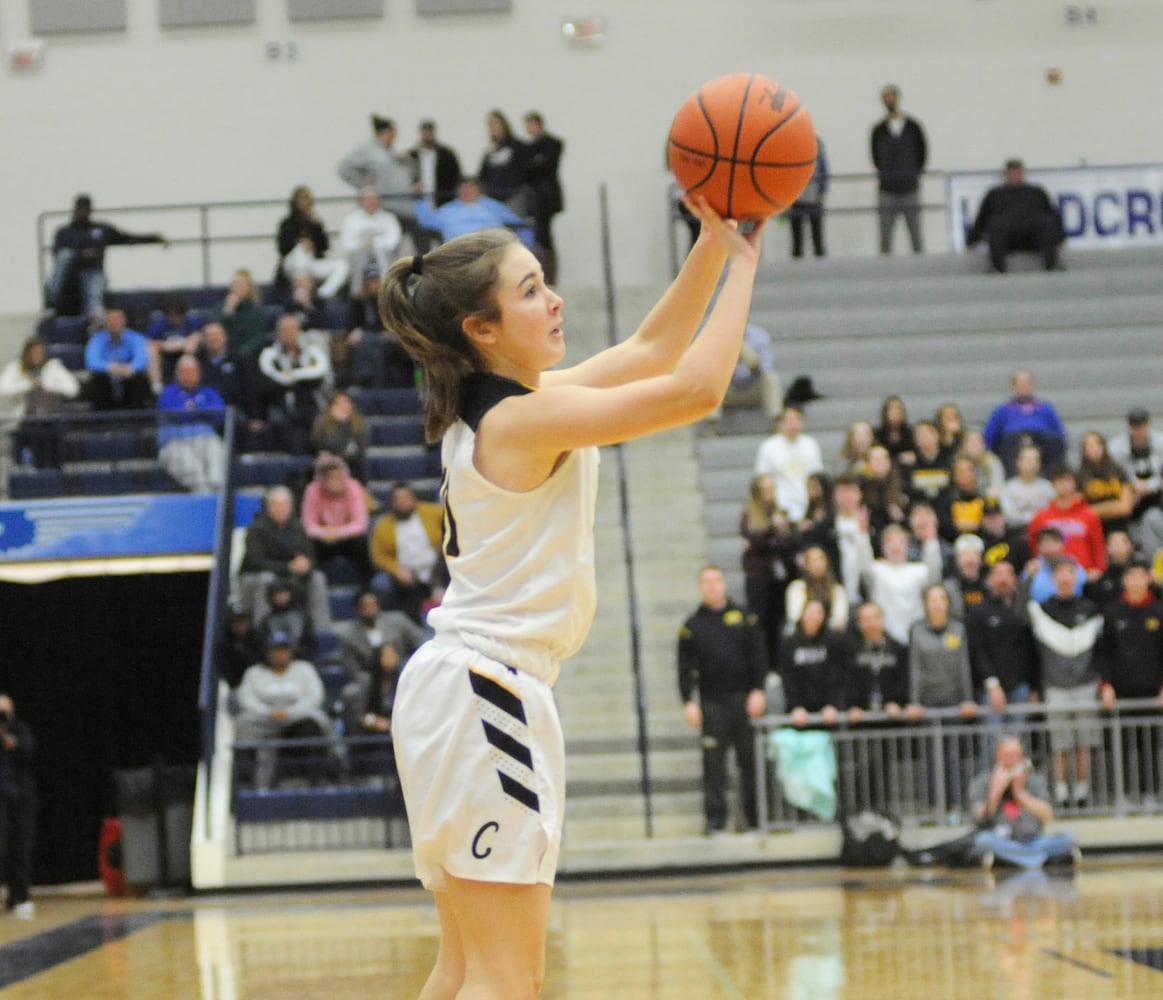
379, 229, 518, 442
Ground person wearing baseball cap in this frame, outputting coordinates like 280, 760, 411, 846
1109, 406, 1163, 561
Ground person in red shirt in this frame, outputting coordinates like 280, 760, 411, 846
1027, 467, 1107, 581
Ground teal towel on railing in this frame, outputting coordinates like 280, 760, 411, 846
767, 728, 837, 821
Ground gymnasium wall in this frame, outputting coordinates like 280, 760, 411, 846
2, 0, 1161, 310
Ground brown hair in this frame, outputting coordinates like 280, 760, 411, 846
378, 229, 519, 442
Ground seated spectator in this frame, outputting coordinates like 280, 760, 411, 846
283, 273, 332, 334
353, 642, 407, 737
43, 193, 168, 323
983, 369, 1067, 476
1023, 525, 1083, 604
238, 484, 332, 630
258, 314, 332, 454
754, 405, 824, 523
335, 589, 429, 681
739, 473, 798, 667
1026, 467, 1107, 583
859, 523, 939, 644
156, 355, 226, 493
903, 419, 952, 506
965, 159, 1065, 274
777, 599, 846, 729
301, 453, 372, 585
970, 737, 1079, 871
1108, 407, 1163, 559
276, 185, 349, 299
259, 578, 316, 660
143, 292, 202, 390
232, 631, 340, 790
963, 429, 1006, 498
83, 307, 153, 410
215, 603, 264, 689
706, 323, 781, 434
845, 601, 909, 721
1086, 529, 1135, 608
785, 545, 849, 634
1027, 557, 1103, 806
413, 176, 533, 247
837, 420, 875, 478
944, 534, 988, 620
0, 336, 79, 421
217, 269, 268, 356
370, 481, 447, 624
967, 560, 1038, 711
1078, 431, 1134, 541
342, 325, 416, 390
340, 187, 403, 320
196, 321, 264, 440
874, 394, 916, 467
861, 444, 907, 541
310, 390, 370, 483
937, 453, 985, 542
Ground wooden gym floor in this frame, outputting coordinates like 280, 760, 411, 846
0, 856, 1161, 999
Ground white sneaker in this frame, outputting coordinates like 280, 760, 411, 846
12, 901, 34, 919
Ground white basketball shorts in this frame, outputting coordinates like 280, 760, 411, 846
391, 637, 565, 891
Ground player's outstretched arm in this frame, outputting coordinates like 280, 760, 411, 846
544, 197, 736, 391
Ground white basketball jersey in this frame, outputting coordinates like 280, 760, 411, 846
426, 375, 599, 686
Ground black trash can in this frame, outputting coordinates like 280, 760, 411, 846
112, 762, 196, 890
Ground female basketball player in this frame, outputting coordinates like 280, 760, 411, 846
378, 197, 765, 999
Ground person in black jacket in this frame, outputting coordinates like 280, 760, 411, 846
522, 111, 565, 284
0, 695, 36, 918
870, 85, 927, 254
678, 566, 768, 833
408, 119, 464, 253
846, 602, 909, 719
44, 194, 169, 321
779, 599, 848, 728
968, 560, 1039, 709
966, 160, 1065, 273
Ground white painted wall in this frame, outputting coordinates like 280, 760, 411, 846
2, 0, 1161, 310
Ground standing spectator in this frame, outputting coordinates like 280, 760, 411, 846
798, 472, 839, 568
1086, 529, 1136, 609
983, 370, 1068, 476
968, 560, 1038, 711
965, 159, 1065, 273
301, 454, 373, 585
1108, 407, 1163, 559
944, 534, 988, 621
846, 601, 909, 720
786, 545, 850, 634
706, 323, 781, 434
833, 474, 872, 607
937, 453, 986, 543
862, 444, 908, 541
1028, 558, 1103, 806
83, 307, 152, 410
276, 186, 349, 300
1023, 526, 1084, 605
906, 502, 952, 584
408, 119, 463, 209
339, 188, 404, 316
338, 115, 419, 249
739, 474, 797, 666
977, 496, 1019, 570
786, 137, 829, 259
1077, 431, 1135, 540
859, 523, 939, 644
478, 109, 530, 214
0, 695, 36, 919
310, 390, 370, 483
43, 194, 168, 323
1026, 467, 1107, 582
754, 404, 824, 522
935, 403, 965, 455
678, 566, 767, 834
0, 336, 79, 421
778, 599, 847, 729
412, 177, 532, 247
970, 737, 1078, 871
870, 84, 927, 254
874, 394, 916, 466
232, 632, 340, 790
216, 269, 268, 356
156, 355, 226, 493
837, 420, 875, 479
1000, 443, 1056, 537
963, 429, 1007, 499
258, 314, 332, 454
238, 484, 332, 630
522, 111, 565, 284
902, 420, 952, 506
370, 481, 446, 623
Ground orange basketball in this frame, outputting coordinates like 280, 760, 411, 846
668, 72, 817, 220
